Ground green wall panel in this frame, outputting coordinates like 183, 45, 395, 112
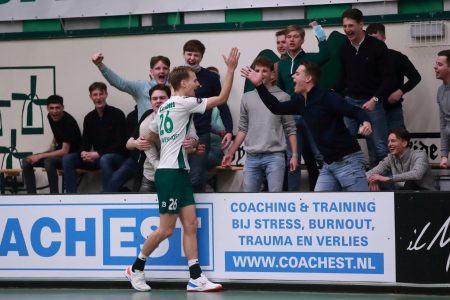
152, 13, 168, 26
99, 15, 139, 29
307, 4, 351, 19
23, 19, 61, 32
225, 9, 262, 23
399, 0, 443, 14
168, 12, 182, 25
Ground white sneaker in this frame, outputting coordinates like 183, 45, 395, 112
124, 266, 151, 292
186, 274, 223, 292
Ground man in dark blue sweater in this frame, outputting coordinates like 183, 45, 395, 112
242, 61, 372, 191
182, 39, 233, 192
334, 9, 395, 168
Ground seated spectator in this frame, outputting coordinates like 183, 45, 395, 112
62, 82, 128, 193
367, 128, 438, 191
102, 105, 140, 193
222, 56, 298, 192
22, 95, 81, 193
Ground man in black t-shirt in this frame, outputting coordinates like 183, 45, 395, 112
22, 95, 81, 193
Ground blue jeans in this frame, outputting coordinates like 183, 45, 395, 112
207, 146, 224, 170
344, 97, 388, 167
385, 105, 405, 130
98, 153, 127, 192
188, 132, 210, 192
103, 156, 137, 192
62, 153, 100, 193
243, 152, 285, 192
286, 116, 323, 191
62, 152, 126, 193
22, 156, 62, 193
286, 128, 302, 191
314, 151, 369, 192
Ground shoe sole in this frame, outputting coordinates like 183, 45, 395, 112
124, 267, 151, 292
187, 285, 223, 292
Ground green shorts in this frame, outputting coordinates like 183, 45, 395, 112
155, 168, 195, 214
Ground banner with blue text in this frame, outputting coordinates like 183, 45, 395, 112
0, 193, 395, 282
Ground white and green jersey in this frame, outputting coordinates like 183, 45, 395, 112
150, 95, 207, 170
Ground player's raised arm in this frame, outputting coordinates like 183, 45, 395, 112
206, 47, 240, 110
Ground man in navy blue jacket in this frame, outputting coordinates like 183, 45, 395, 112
242, 61, 372, 191
182, 39, 233, 192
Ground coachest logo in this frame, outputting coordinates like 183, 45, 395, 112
406, 216, 450, 272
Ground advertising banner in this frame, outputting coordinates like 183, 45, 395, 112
0, 193, 395, 283
395, 193, 450, 284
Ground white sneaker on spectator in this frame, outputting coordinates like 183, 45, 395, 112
124, 266, 151, 292
186, 274, 223, 292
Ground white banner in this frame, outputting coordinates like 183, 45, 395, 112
0, 0, 397, 22
0, 193, 395, 283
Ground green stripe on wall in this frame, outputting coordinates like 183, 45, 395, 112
225, 9, 262, 23
398, 0, 443, 14
306, 4, 351, 19
23, 19, 61, 32
99, 15, 140, 29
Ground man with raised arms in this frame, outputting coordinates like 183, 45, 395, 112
243, 61, 372, 191
125, 47, 240, 292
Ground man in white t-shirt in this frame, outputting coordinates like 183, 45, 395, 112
125, 47, 240, 293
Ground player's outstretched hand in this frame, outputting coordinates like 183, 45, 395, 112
222, 47, 240, 71
241, 66, 263, 87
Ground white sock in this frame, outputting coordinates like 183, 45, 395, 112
138, 251, 148, 261
188, 258, 199, 267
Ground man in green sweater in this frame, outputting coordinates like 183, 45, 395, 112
277, 21, 329, 192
